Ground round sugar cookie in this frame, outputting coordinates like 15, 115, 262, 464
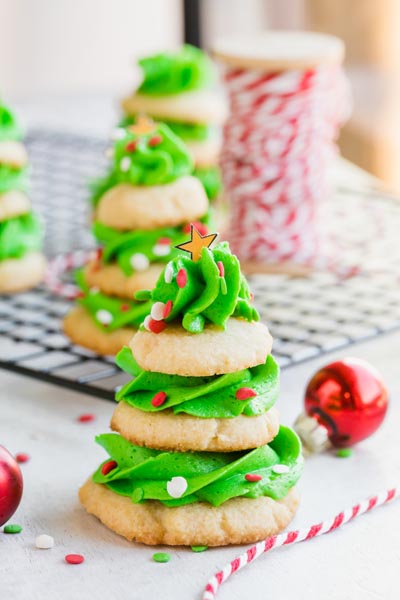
0, 140, 28, 168
131, 318, 273, 376
186, 134, 222, 168
0, 252, 46, 293
121, 89, 228, 126
79, 478, 299, 547
95, 176, 208, 231
111, 402, 280, 452
0, 191, 30, 222
84, 261, 162, 300
63, 305, 136, 356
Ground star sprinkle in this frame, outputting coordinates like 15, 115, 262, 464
128, 115, 156, 136
175, 224, 217, 262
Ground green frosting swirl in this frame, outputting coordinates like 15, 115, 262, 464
90, 122, 193, 204
0, 213, 43, 260
75, 270, 151, 332
137, 44, 214, 96
92, 427, 303, 507
194, 166, 222, 200
135, 242, 258, 333
120, 115, 212, 142
115, 345, 279, 418
0, 102, 23, 141
0, 165, 29, 194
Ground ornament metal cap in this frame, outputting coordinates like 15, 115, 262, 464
294, 413, 331, 455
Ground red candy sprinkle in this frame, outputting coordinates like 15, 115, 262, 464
120, 304, 130, 312
95, 248, 103, 261
157, 237, 171, 245
182, 222, 208, 236
148, 135, 163, 147
15, 453, 29, 464
101, 460, 118, 475
236, 387, 257, 400
177, 269, 187, 288
217, 261, 225, 278
65, 554, 84, 565
245, 474, 262, 482
151, 391, 168, 407
148, 318, 167, 334
163, 300, 173, 318
77, 413, 95, 423
125, 140, 138, 152
76, 291, 86, 299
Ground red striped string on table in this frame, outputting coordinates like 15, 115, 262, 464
220, 65, 351, 267
202, 486, 398, 600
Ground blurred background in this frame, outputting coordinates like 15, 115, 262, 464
1, 0, 399, 190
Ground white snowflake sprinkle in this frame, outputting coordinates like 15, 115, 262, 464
143, 315, 152, 331
167, 476, 188, 498
96, 309, 113, 325
164, 263, 174, 284
120, 156, 131, 172
151, 302, 166, 321
272, 464, 289, 474
130, 253, 150, 272
153, 243, 171, 257
35, 534, 54, 549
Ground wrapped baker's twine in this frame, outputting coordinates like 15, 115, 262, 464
203, 486, 398, 600
44, 249, 96, 299
214, 31, 351, 271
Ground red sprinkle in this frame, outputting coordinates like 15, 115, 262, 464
183, 221, 208, 236
151, 391, 168, 407
250, 292, 254, 303
120, 304, 130, 312
236, 387, 257, 400
157, 237, 171, 245
245, 474, 262, 482
101, 460, 118, 476
95, 248, 103, 261
65, 554, 84, 565
177, 269, 187, 288
77, 413, 95, 423
217, 261, 225, 278
15, 453, 30, 464
125, 140, 138, 152
163, 300, 173, 318
76, 291, 86, 299
148, 318, 167, 334
148, 135, 163, 147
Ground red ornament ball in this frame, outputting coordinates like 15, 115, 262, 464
0, 445, 23, 526
304, 358, 388, 448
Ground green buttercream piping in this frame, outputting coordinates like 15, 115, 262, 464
115, 345, 279, 418
75, 270, 151, 332
0, 102, 23, 141
0, 213, 43, 260
120, 115, 212, 142
92, 427, 303, 507
90, 121, 193, 204
0, 165, 29, 193
137, 44, 214, 96
194, 166, 222, 200
136, 242, 258, 333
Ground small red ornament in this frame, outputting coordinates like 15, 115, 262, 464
0, 445, 23, 526
295, 358, 388, 453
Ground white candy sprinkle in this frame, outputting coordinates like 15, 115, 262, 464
167, 476, 188, 499
120, 156, 131, 172
89, 286, 100, 294
35, 534, 54, 549
105, 147, 114, 159
164, 263, 174, 284
130, 253, 150, 272
96, 309, 113, 325
151, 302, 166, 321
111, 127, 126, 141
272, 464, 289, 474
153, 243, 171, 257
143, 315, 152, 331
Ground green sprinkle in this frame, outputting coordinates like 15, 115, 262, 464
191, 545, 208, 553
3, 524, 23, 534
336, 448, 353, 458
153, 552, 171, 563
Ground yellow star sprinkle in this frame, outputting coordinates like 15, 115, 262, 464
128, 115, 156, 136
176, 224, 218, 261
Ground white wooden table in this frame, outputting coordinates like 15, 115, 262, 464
1, 329, 399, 600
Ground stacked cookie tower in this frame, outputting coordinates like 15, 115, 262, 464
80, 229, 303, 546
0, 100, 45, 293
63, 118, 209, 355
121, 44, 228, 202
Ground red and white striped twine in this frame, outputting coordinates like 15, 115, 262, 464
203, 486, 398, 600
44, 249, 94, 299
220, 65, 351, 267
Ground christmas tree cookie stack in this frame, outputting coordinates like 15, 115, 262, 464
63, 118, 209, 355
79, 228, 303, 546
0, 101, 45, 293
121, 44, 228, 201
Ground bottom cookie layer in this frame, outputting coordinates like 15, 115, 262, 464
63, 305, 135, 356
79, 478, 299, 546
0, 251, 46, 293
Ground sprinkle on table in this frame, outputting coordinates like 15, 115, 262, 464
191, 546, 208, 553
152, 552, 171, 563
235, 388, 257, 401
3, 524, 23, 534
65, 554, 84, 565
245, 474, 262, 482
336, 448, 353, 458
15, 452, 30, 463
36, 534, 54, 549
77, 413, 95, 423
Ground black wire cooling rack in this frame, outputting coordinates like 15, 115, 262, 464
1, 129, 400, 400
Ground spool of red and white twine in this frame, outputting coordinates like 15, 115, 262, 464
214, 32, 351, 268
